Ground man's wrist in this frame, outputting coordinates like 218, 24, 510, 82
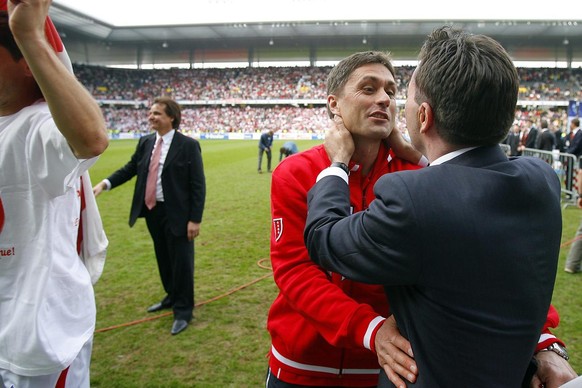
102, 179, 112, 190
538, 343, 569, 361
316, 163, 349, 184
330, 161, 349, 175
366, 316, 386, 353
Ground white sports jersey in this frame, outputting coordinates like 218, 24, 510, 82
0, 101, 97, 376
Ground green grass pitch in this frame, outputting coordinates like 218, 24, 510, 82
88, 139, 581, 387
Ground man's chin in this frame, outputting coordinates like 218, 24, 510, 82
370, 128, 392, 140
353, 132, 390, 143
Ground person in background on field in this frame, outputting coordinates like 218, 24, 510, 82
504, 123, 522, 156
552, 120, 567, 152
279, 141, 298, 161
566, 118, 582, 157
564, 168, 582, 275
304, 26, 577, 387
518, 118, 539, 154
93, 97, 205, 336
536, 119, 556, 151
258, 130, 274, 173
266, 50, 429, 388
562, 118, 582, 195
0, 1, 109, 386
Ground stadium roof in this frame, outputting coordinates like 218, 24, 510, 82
52, 0, 582, 27
49, 0, 582, 67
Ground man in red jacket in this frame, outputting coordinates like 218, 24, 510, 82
266, 51, 426, 387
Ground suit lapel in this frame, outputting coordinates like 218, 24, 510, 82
142, 134, 157, 169
163, 131, 181, 171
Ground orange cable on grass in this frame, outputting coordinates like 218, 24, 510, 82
95, 258, 273, 333
560, 233, 582, 248
93, 234, 582, 335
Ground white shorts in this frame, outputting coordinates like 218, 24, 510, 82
0, 337, 92, 388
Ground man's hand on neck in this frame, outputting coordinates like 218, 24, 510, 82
324, 115, 355, 165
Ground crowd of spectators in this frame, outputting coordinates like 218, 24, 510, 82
74, 64, 582, 136
75, 64, 330, 102
518, 67, 582, 101
102, 105, 330, 135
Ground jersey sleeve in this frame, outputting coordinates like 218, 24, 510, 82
536, 304, 566, 351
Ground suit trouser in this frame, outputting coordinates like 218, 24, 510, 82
566, 218, 582, 271
258, 148, 272, 171
145, 202, 194, 321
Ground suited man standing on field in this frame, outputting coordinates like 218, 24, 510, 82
566, 118, 582, 157
94, 96, 206, 335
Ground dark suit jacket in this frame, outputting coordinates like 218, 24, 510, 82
304, 146, 561, 387
522, 127, 538, 149
537, 129, 556, 151
107, 131, 206, 236
259, 132, 273, 150
566, 129, 582, 157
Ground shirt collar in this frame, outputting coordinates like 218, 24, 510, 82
430, 146, 478, 166
157, 129, 176, 143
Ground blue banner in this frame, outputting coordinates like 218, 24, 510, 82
568, 100, 578, 117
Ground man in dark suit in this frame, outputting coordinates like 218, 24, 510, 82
566, 118, 582, 157
537, 119, 556, 151
304, 27, 573, 386
94, 97, 206, 335
504, 123, 522, 156
517, 118, 538, 154
258, 130, 274, 173
562, 118, 582, 194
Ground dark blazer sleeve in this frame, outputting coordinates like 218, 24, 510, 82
304, 173, 421, 285
107, 135, 150, 188
106, 135, 154, 227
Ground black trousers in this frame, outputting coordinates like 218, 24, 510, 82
258, 148, 272, 171
145, 202, 194, 321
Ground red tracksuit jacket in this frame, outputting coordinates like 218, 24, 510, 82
267, 143, 420, 386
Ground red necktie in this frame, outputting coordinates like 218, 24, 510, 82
145, 137, 163, 210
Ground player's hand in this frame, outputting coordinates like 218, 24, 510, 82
7, 0, 51, 41
324, 115, 354, 165
375, 315, 418, 387
530, 350, 578, 388
386, 130, 425, 166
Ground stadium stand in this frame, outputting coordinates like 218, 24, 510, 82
74, 64, 581, 136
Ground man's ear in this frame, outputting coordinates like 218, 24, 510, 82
327, 95, 340, 117
418, 102, 434, 134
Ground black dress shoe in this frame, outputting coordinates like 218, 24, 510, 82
147, 301, 172, 313
171, 319, 188, 335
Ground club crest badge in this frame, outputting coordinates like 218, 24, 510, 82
273, 218, 283, 242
